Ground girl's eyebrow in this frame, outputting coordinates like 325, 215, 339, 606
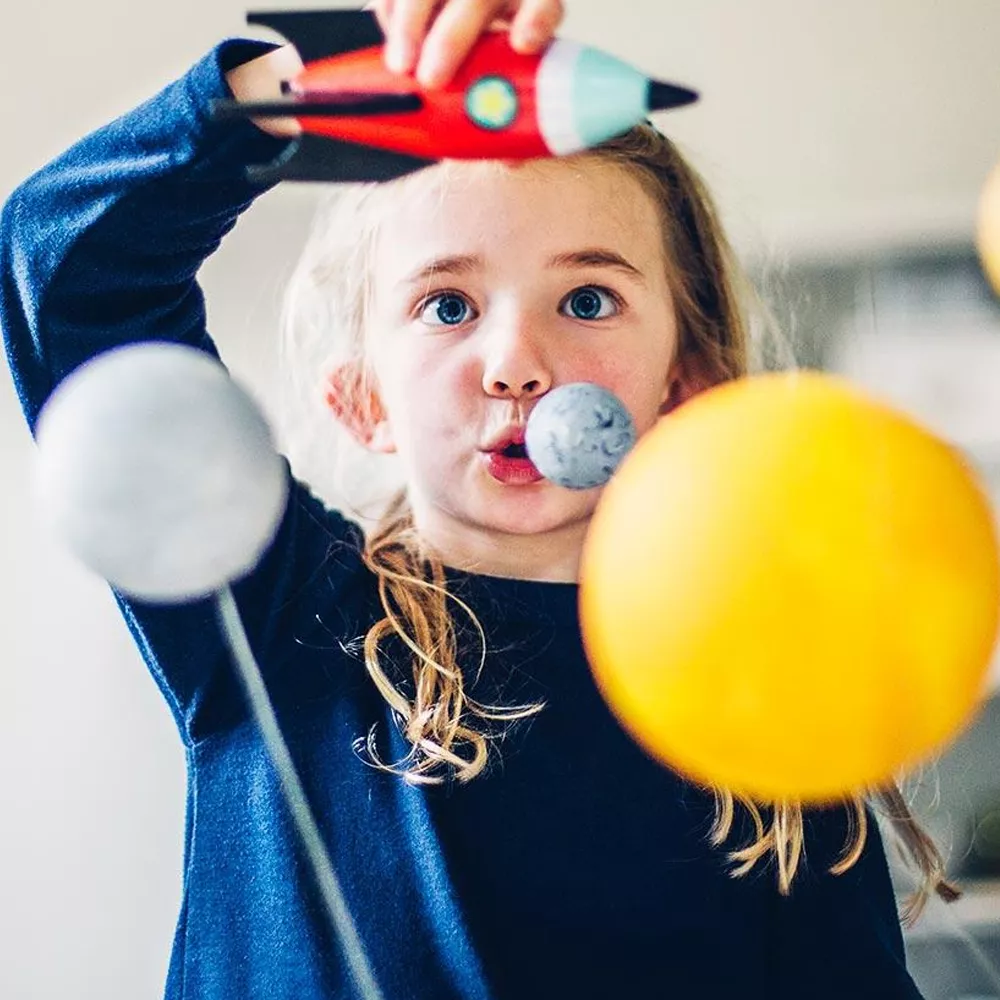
548, 248, 648, 285
402, 254, 483, 287
400, 247, 647, 288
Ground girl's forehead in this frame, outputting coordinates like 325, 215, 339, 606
373, 158, 664, 276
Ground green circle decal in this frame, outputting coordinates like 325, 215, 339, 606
465, 76, 519, 131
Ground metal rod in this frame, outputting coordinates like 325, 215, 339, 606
216, 586, 385, 1000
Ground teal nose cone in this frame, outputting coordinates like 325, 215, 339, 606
573, 46, 698, 148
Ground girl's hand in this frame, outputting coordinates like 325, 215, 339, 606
225, 43, 305, 137
369, 0, 566, 89
227, 0, 565, 136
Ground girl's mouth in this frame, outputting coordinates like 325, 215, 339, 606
483, 445, 544, 485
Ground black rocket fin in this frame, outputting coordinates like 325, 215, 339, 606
211, 93, 423, 122
246, 133, 435, 185
247, 9, 385, 64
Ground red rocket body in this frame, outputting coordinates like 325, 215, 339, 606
292, 35, 549, 161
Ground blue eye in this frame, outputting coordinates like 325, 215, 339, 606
420, 293, 474, 327
562, 286, 619, 321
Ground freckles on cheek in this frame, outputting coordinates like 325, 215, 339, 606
573, 360, 669, 431
454, 353, 484, 388
572, 359, 618, 385
400, 352, 480, 441
571, 359, 638, 399
415, 349, 482, 399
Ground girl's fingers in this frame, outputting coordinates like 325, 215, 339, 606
385, 0, 445, 74
381, 0, 566, 88
508, 0, 564, 53
367, 0, 395, 35
415, 0, 511, 88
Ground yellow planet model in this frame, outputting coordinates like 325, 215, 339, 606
580, 372, 1000, 803
979, 158, 1000, 297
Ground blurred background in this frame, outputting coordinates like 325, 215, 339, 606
2, 1, 1000, 997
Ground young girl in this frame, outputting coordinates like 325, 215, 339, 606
0, 1, 957, 997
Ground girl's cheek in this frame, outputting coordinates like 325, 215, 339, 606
566, 353, 635, 395
414, 344, 482, 393
574, 360, 668, 430
374, 331, 440, 392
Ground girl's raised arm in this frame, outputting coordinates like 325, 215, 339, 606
0, 41, 363, 743
0, 39, 287, 430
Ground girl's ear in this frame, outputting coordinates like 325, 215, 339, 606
324, 363, 396, 454
659, 351, 719, 416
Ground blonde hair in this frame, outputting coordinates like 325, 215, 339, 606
281, 125, 957, 920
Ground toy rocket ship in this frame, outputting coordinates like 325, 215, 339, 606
212, 8, 699, 183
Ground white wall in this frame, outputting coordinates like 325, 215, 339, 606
2, 2, 1000, 997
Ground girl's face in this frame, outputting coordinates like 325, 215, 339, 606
357, 158, 682, 574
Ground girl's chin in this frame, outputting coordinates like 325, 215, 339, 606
470, 492, 596, 538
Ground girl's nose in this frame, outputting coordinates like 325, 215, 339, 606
481, 319, 553, 400
485, 372, 550, 399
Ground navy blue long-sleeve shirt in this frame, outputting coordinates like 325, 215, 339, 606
0, 39, 926, 1000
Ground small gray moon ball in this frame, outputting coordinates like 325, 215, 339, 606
35, 343, 289, 603
525, 382, 638, 490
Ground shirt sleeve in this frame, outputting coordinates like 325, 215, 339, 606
0, 39, 369, 745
